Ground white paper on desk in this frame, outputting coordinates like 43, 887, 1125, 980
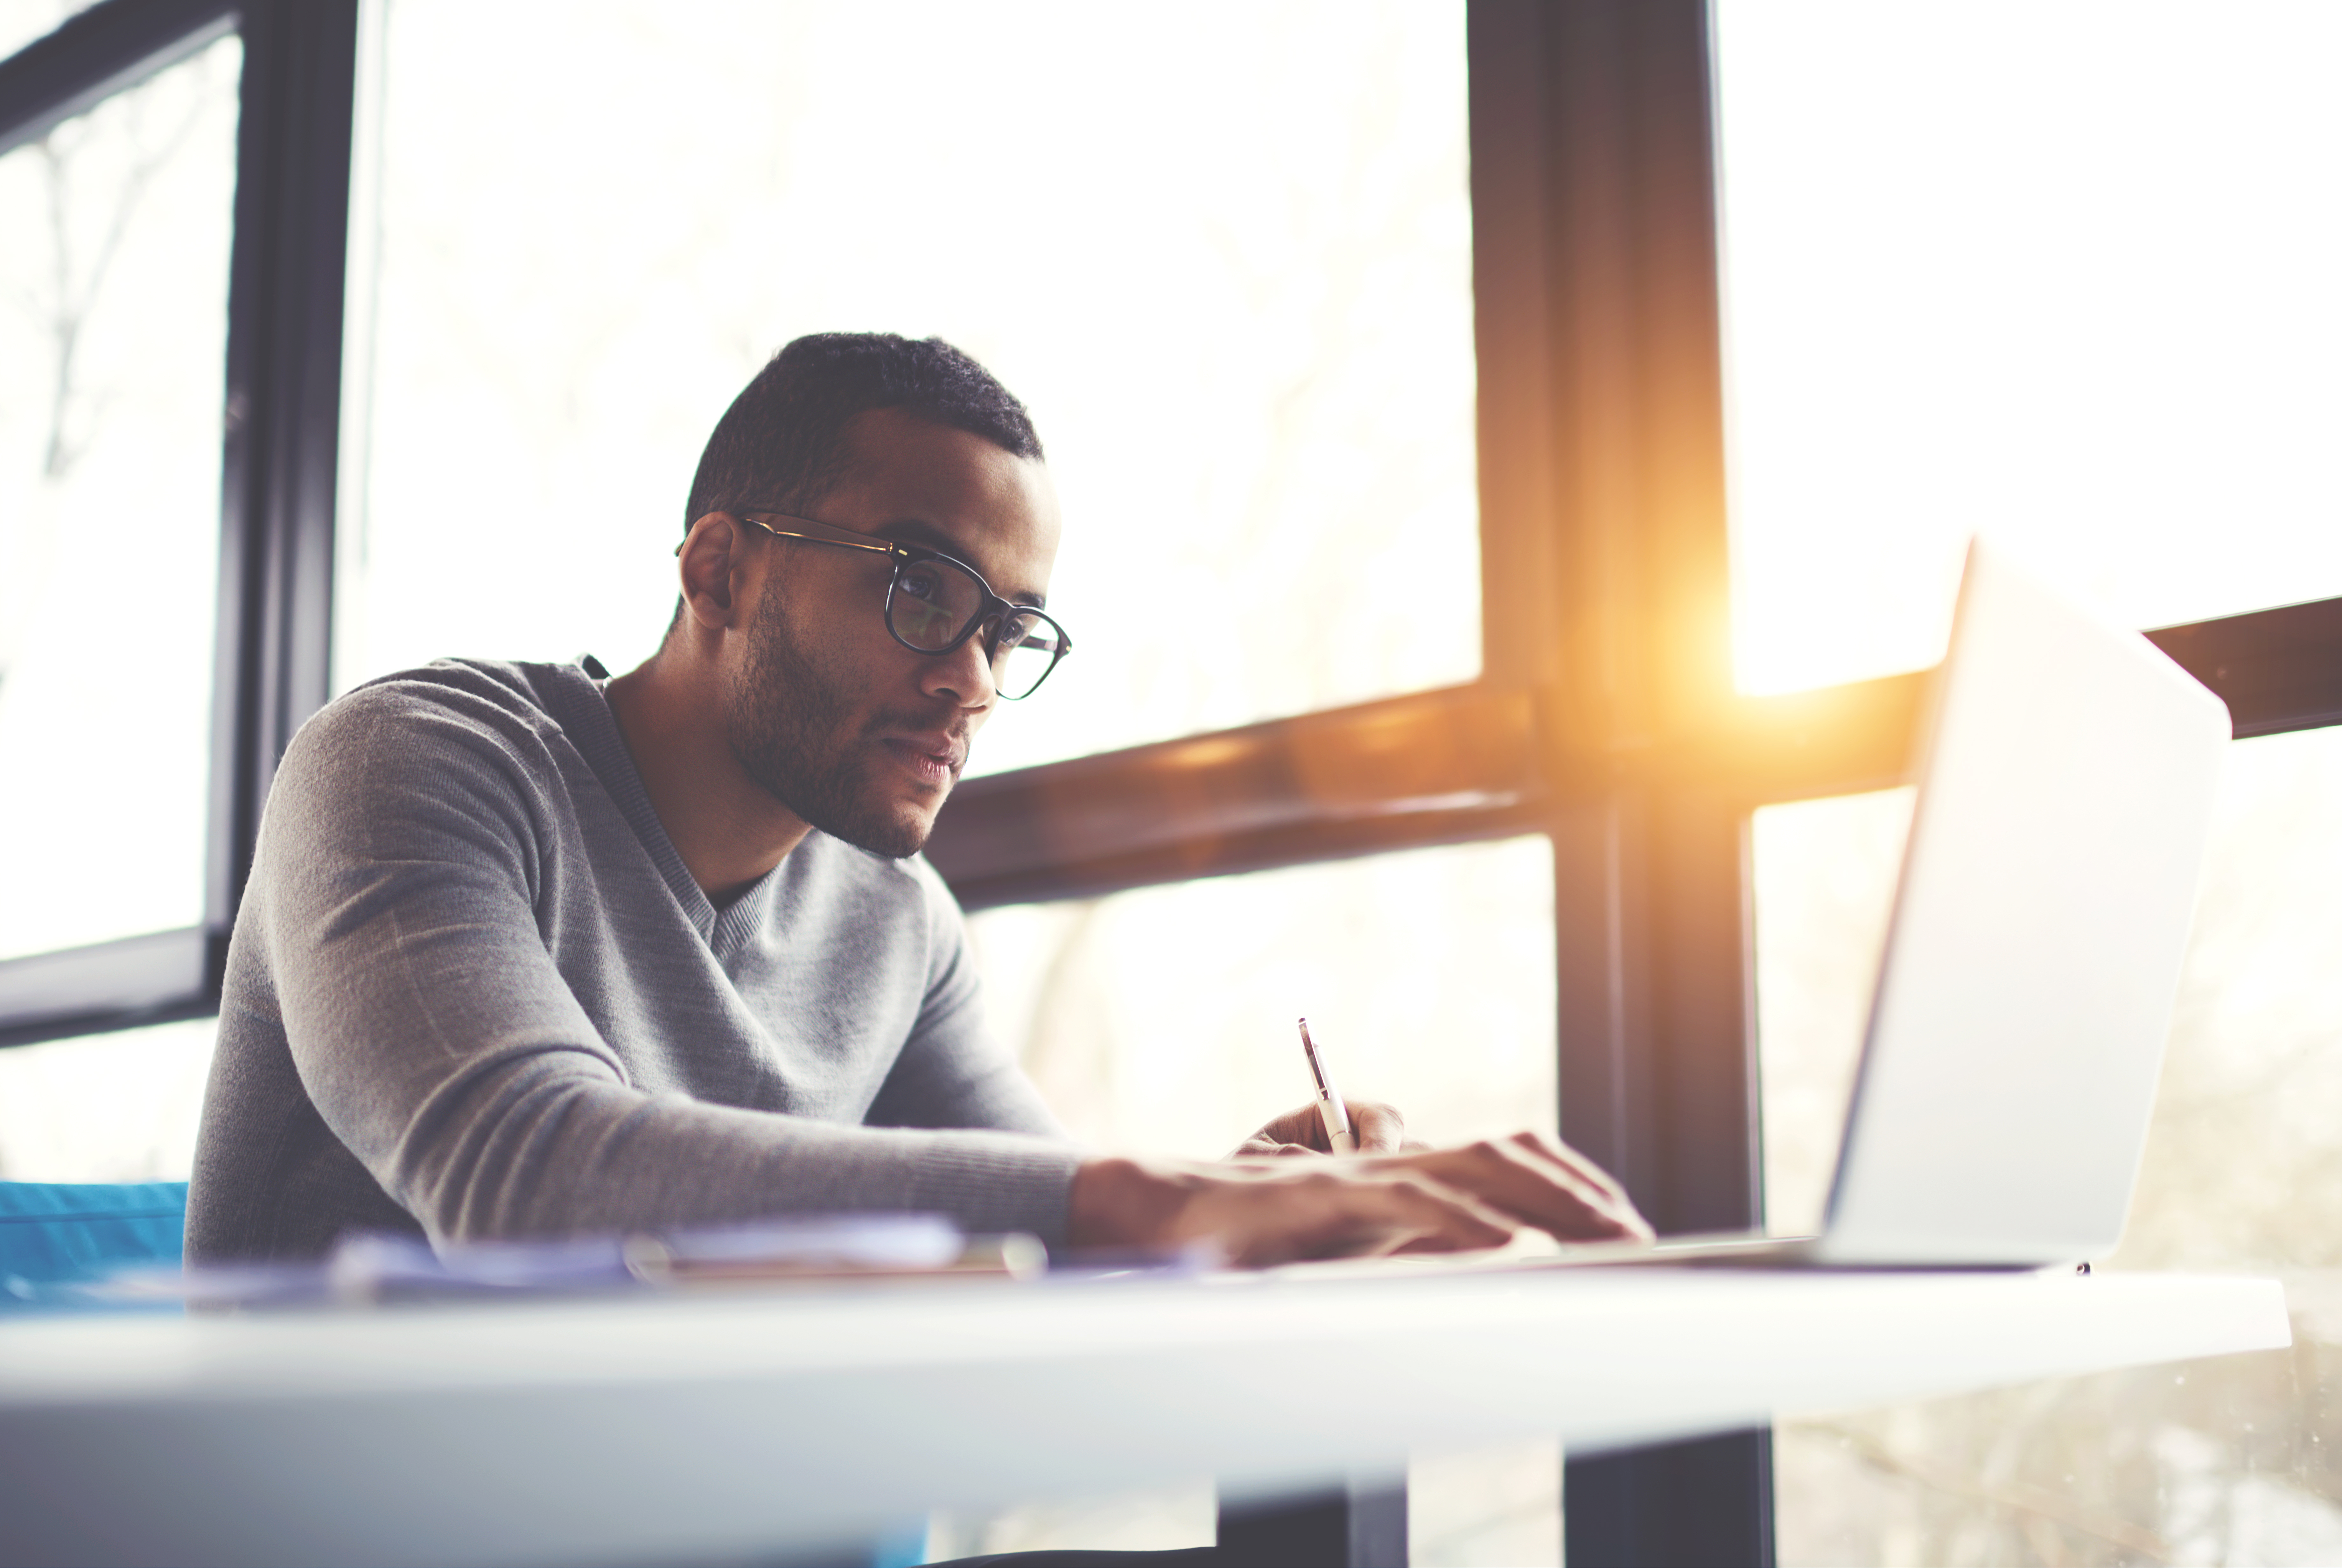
649, 1214, 964, 1271
354, 1213, 970, 1293
94, 1213, 971, 1308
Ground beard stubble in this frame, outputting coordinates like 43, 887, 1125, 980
724, 588, 954, 860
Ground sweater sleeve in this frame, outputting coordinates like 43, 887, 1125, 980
251, 685, 1082, 1249
861, 863, 1072, 1140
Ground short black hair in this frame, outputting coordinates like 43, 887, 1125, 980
683, 332, 1044, 531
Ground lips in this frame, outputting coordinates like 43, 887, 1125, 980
878, 731, 968, 787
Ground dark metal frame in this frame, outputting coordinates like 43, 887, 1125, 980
726, 510, 1073, 699
923, 3, 2342, 1561
0, 0, 231, 153
0, 0, 356, 1049
4, 0, 2341, 1560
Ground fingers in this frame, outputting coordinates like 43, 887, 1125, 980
1337, 1173, 1515, 1259
1348, 1100, 1407, 1154
1479, 1131, 1650, 1237
1505, 1130, 1640, 1211
1238, 1099, 1410, 1158
1175, 1164, 1518, 1267
1075, 1132, 1646, 1272
1373, 1135, 1653, 1244
1228, 1136, 1328, 1161
1238, 1105, 1333, 1156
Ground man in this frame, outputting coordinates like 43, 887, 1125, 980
187, 332, 1649, 1268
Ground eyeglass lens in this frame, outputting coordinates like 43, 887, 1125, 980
889, 558, 1066, 699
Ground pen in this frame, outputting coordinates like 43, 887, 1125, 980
1297, 1017, 1357, 1155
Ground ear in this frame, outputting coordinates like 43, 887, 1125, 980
676, 512, 754, 633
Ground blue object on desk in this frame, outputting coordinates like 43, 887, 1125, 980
0, 1181, 188, 1305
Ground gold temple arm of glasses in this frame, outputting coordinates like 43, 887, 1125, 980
672, 512, 903, 558
741, 514, 902, 554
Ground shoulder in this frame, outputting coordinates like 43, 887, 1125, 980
319, 657, 579, 735
897, 847, 964, 918
271, 659, 607, 840
289, 659, 586, 777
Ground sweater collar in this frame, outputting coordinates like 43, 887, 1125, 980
547, 656, 783, 949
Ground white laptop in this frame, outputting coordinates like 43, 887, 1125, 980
1781, 540, 2230, 1266
1426, 540, 2232, 1274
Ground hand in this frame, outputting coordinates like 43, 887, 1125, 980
1068, 1130, 1654, 1268
1228, 1100, 1412, 1159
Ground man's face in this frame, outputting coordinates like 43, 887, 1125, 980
724, 408, 1061, 859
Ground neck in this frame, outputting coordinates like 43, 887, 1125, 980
604, 650, 810, 904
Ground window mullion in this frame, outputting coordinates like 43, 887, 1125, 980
207, 0, 357, 978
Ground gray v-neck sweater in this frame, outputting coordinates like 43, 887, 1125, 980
186, 658, 1080, 1264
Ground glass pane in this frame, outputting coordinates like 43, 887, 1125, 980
1757, 728, 2342, 1561
922, 1440, 1563, 1566
1775, 1336, 2342, 1567
0, 1017, 216, 1181
965, 836, 1554, 1158
0, 0, 97, 62
1717, 1, 2342, 695
1751, 786, 1914, 1239
0, 35, 240, 961
343, 0, 1479, 776
951, 836, 1556, 1563
1408, 1439, 1561, 1567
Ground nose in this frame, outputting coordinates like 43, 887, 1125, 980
918, 629, 997, 711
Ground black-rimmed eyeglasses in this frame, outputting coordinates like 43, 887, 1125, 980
681, 510, 1072, 700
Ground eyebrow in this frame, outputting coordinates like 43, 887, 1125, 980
875, 519, 1048, 608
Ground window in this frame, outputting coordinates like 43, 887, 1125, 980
0, 1015, 214, 1180
12, 3, 2334, 1561
0, 2, 99, 61
1750, 785, 1913, 1239
969, 836, 1556, 1158
0, 33, 238, 965
945, 836, 1559, 1558
338, 0, 1481, 778
1721, 3, 2342, 1555
1717, 0, 2342, 696
1756, 731, 2342, 1562
0, 2, 245, 1175
0, 0, 356, 1067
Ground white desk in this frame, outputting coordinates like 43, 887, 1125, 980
0, 1266, 2289, 1565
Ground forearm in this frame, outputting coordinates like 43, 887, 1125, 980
390, 1053, 1083, 1246
864, 1047, 1069, 1139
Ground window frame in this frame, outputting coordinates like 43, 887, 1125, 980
5, 1, 2342, 1560
0, 0, 357, 1048
924, 5, 2342, 1560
